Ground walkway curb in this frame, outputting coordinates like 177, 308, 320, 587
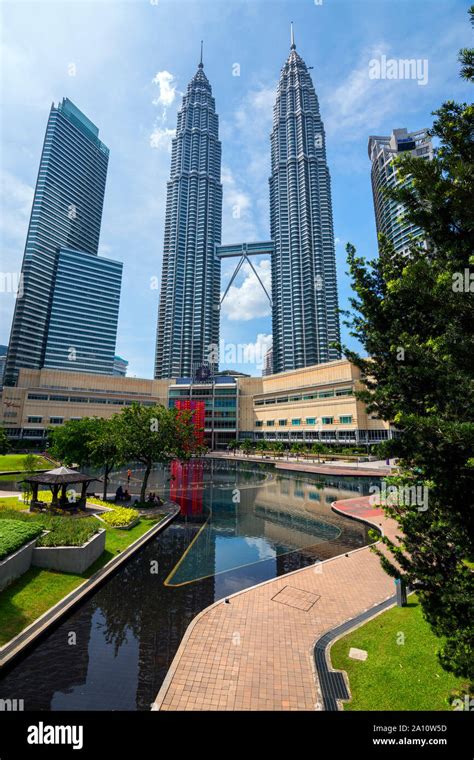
314, 594, 397, 711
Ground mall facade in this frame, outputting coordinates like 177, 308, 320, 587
0, 359, 393, 450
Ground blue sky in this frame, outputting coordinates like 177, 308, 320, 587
0, 0, 471, 377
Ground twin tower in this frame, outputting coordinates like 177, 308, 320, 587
154, 30, 341, 379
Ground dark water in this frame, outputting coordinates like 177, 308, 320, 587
0, 460, 378, 711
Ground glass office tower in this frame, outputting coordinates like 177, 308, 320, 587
4, 98, 110, 385
154, 56, 222, 379
269, 31, 341, 373
43, 247, 122, 374
368, 127, 433, 254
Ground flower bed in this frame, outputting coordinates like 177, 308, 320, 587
0, 510, 99, 547
32, 529, 106, 574
97, 507, 139, 529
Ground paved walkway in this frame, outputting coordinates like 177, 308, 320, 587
152, 496, 399, 711
208, 452, 393, 478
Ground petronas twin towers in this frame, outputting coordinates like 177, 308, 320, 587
154, 28, 340, 379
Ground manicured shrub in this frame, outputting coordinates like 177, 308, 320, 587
0, 520, 43, 560
99, 507, 139, 528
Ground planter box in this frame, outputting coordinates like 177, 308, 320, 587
0, 537, 38, 592
32, 528, 106, 574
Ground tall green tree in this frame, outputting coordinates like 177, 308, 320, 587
88, 417, 124, 501
48, 418, 100, 468
0, 429, 10, 455
342, 9, 473, 683
116, 403, 203, 502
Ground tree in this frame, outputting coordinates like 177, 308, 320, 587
48, 418, 100, 468
342, 9, 473, 683
0, 428, 10, 455
116, 403, 202, 502
227, 440, 238, 455
241, 440, 252, 456
88, 417, 124, 501
311, 442, 327, 463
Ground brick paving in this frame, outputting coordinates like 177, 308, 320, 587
152, 495, 399, 711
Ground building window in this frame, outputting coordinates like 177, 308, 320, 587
339, 415, 353, 424
255, 421, 263, 428
266, 420, 275, 427
305, 417, 316, 425
335, 388, 353, 397
27, 394, 48, 401
278, 419, 287, 426
322, 417, 334, 425
291, 419, 301, 426
49, 417, 64, 425
27, 416, 42, 423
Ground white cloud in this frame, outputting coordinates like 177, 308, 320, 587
324, 44, 400, 141
221, 259, 272, 321
149, 126, 174, 150
221, 164, 257, 241
152, 70, 178, 108
233, 85, 275, 140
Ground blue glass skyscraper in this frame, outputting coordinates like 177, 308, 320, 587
154, 53, 222, 379
43, 247, 122, 374
5, 98, 114, 385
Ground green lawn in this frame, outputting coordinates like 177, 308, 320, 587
0, 496, 29, 511
330, 596, 468, 710
0, 454, 52, 472
0, 516, 164, 646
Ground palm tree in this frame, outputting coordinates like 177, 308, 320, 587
227, 440, 238, 456
241, 440, 252, 457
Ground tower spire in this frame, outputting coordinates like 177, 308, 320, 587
290, 21, 295, 49
199, 40, 203, 68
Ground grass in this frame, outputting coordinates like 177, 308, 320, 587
0, 516, 165, 646
0, 509, 99, 547
0, 454, 52, 472
0, 496, 29, 511
330, 596, 468, 711
0, 520, 43, 560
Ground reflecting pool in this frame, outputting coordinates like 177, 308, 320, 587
0, 459, 379, 711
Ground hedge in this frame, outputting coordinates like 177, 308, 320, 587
0, 520, 43, 560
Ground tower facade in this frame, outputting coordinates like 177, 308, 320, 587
154, 56, 222, 379
43, 247, 122, 374
368, 127, 433, 254
269, 31, 341, 374
4, 98, 110, 386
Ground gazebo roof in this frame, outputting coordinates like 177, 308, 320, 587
21, 466, 101, 485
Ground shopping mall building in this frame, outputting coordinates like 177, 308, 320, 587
0, 359, 394, 450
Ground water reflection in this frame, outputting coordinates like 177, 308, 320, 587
0, 460, 378, 711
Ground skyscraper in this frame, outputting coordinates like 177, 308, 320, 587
368, 127, 433, 254
42, 247, 122, 374
154, 50, 222, 379
269, 26, 341, 374
4, 98, 110, 386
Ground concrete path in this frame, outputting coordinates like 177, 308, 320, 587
152, 495, 399, 711
208, 452, 393, 478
